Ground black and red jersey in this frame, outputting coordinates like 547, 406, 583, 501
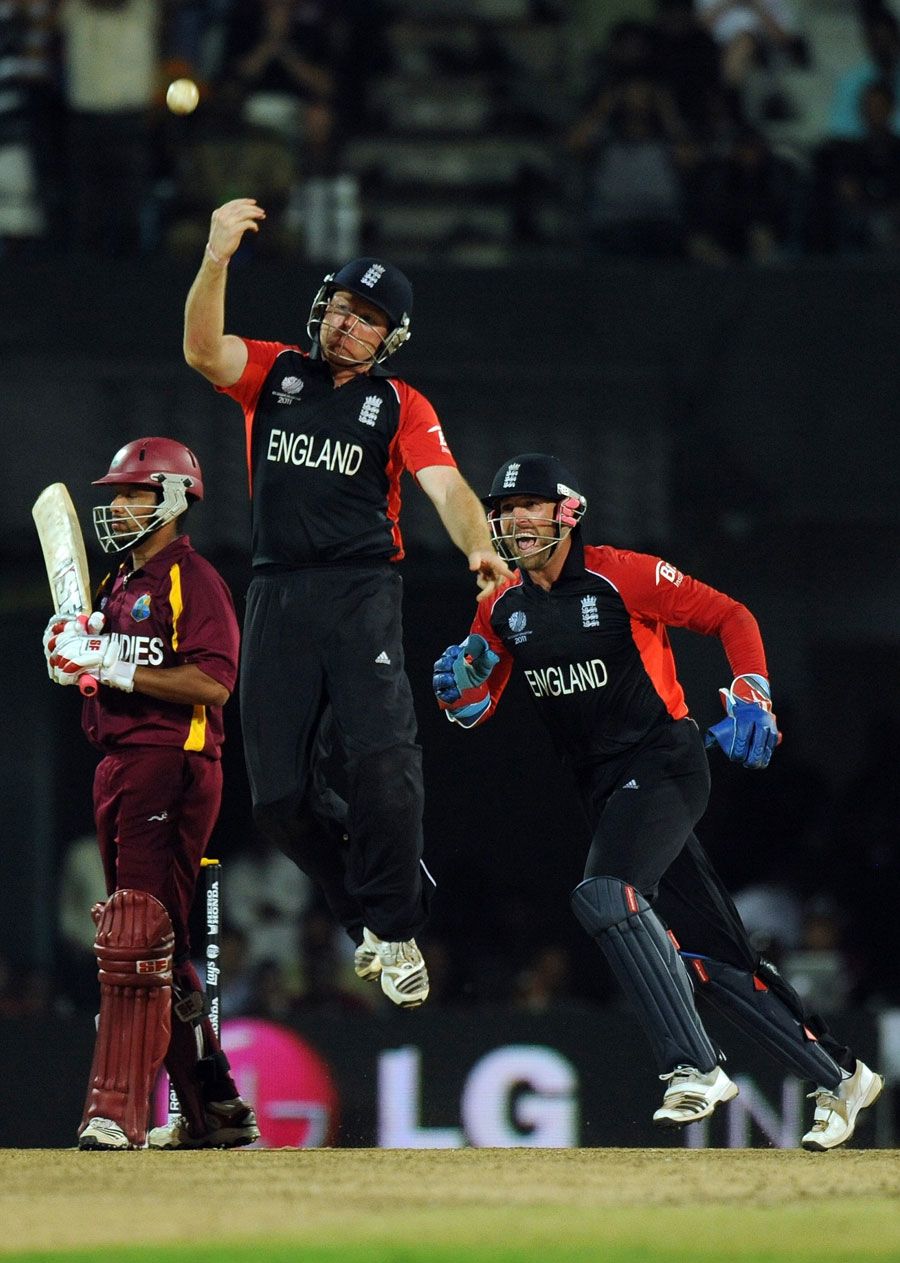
467, 536, 768, 772
219, 340, 457, 567
81, 536, 239, 759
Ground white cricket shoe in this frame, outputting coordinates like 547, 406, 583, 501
354, 938, 382, 981
148, 1098, 260, 1150
652, 1065, 739, 1128
362, 927, 429, 1008
78, 1117, 131, 1150
801, 1059, 884, 1152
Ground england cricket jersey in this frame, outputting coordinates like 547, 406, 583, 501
220, 340, 457, 568
468, 536, 768, 774
81, 536, 239, 758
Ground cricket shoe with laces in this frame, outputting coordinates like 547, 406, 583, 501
801, 1059, 884, 1151
362, 927, 429, 1008
147, 1097, 260, 1150
78, 1117, 132, 1150
652, 1065, 739, 1128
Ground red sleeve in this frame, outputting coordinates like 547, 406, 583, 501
588, 546, 768, 679
216, 340, 301, 494
392, 380, 458, 475
169, 557, 240, 694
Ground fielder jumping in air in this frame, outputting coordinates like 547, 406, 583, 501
43, 438, 259, 1151
181, 197, 513, 1009
433, 452, 883, 1150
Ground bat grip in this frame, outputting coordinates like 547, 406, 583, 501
79, 673, 99, 697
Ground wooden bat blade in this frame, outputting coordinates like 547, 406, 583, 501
32, 482, 92, 617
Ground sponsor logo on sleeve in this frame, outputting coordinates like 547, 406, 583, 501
655, 560, 684, 587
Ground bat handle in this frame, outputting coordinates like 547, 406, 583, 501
79, 673, 99, 697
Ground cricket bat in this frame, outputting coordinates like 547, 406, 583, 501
32, 482, 98, 697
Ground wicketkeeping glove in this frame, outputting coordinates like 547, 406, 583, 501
704, 673, 780, 770
433, 634, 499, 727
49, 630, 136, 692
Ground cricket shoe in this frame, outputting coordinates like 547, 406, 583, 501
801, 1059, 884, 1152
354, 938, 382, 982
148, 1098, 260, 1150
652, 1065, 739, 1128
362, 927, 429, 1008
78, 1117, 132, 1150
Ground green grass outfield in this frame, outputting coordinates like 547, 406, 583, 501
2, 1148, 898, 1262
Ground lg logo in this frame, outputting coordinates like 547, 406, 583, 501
378, 1045, 578, 1148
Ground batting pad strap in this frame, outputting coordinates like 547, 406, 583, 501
686, 956, 843, 1089
81, 889, 175, 1147
571, 876, 718, 1073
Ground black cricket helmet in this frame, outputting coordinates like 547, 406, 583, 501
307, 257, 412, 365
484, 453, 587, 563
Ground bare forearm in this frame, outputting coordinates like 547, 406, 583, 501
132, 664, 229, 708
183, 255, 229, 371
434, 477, 494, 557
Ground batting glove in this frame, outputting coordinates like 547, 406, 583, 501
50, 631, 136, 692
704, 674, 780, 770
42, 613, 106, 677
433, 635, 499, 727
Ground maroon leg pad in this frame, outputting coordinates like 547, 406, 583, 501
165, 959, 240, 1138
80, 889, 174, 1147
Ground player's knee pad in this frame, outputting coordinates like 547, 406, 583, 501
81, 889, 174, 1146
684, 955, 842, 1088
571, 876, 718, 1073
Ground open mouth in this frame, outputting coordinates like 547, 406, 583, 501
515, 535, 540, 554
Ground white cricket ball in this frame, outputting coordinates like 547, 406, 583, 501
166, 78, 200, 116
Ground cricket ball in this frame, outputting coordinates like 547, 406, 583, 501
166, 78, 200, 116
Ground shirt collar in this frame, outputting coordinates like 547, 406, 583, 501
121, 534, 192, 582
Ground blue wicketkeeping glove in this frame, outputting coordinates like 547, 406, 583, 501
704, 674, 780, 770
433, 634, 499, 726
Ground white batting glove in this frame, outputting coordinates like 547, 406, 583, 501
43, 615, 77, 678
42, 613, 106, 677
50, 631, 136, 692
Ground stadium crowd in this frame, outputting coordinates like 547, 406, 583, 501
2, 0, 900, 261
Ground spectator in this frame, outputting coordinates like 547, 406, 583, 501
161, 80, 298, 260
694, 0, 804, 93
567, 72, 689, 257
811, 81, 900, 254
293, 907, 374, 1014
685, 125, 804, 262
56, 830, 106, 1012
513, 945, 576, 1012
0, 0, 57, 252
220, 0, 338, 174
216, 926, 257, 1020
731, 881, 804, 964
224, 834, 313, 979
828, 5, 900, 139
654, 0, 726, 137
58, 0, 161, 256
782, 895, 854, 1014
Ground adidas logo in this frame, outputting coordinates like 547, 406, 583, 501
375, 651, 391, 665
621, 779, 639, 790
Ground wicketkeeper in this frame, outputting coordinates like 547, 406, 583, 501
43, 437, 259, 1150
433, 452, 883, 1151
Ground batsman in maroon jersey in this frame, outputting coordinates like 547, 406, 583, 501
181, 197, 513, 1012
433, 452, 883, 1152
43, 436, 259, 1152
